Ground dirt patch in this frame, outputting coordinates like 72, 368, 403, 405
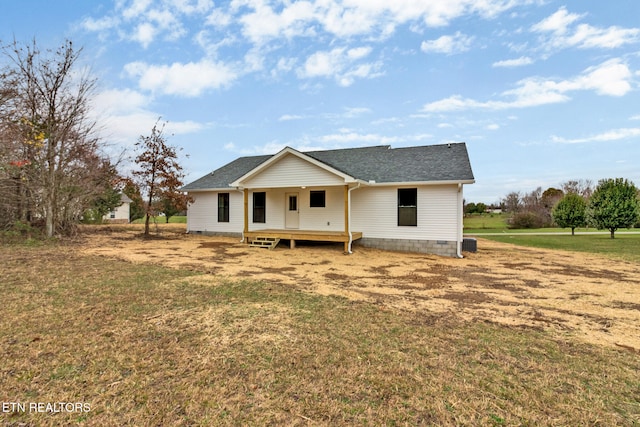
79, 224, 640, 351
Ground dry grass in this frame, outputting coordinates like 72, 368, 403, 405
1, 227, 639, 425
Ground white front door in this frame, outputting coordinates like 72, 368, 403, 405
285, 193, 299, 229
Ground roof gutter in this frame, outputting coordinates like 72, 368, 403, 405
363, 179, 475, 187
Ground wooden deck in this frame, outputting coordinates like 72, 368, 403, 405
244, 229, 363, 252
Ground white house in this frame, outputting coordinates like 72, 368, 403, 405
104, 193, 132, 223
182, 143, 474, 257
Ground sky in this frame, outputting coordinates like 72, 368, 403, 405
1, 0, 639, 204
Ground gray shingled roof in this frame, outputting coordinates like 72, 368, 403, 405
182, 143, 474, 191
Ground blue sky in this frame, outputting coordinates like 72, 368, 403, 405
2, 1, 639, 204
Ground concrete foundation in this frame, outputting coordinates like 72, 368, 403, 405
356, 237, 459, 257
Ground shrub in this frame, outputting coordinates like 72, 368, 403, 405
508, 211, 545, 229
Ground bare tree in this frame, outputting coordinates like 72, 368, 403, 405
561, 179, 593, 199
0, 39, 114, 236
502, 191, 521, 213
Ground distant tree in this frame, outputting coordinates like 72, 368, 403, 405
475, 202, 487, 213
122, 178, 144, 222
542, 187, 563, 209
588, 178, 640, 239
132, 120, 190, 236
158, 193, 187, 223
509, 211, 545, 229
502, 192, 521, 213
83, 186, 123, 224
561, 179, 593, 199
464, 202, 477, 215
552, 193, 586, 235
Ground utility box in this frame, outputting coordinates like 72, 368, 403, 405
462, 238, 477, 253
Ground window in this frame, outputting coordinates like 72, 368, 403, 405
310, 190, 326, 208
253, 192, 266, 223
109, 211, 116, 219
398, 188, 417, 226
218, 193, 229, 222
288, 195, 297, 211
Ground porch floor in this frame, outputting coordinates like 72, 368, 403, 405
244, 229, 362, 251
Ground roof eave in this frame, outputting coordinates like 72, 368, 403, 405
366, 179, 475, 186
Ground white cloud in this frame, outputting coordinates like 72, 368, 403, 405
319, 131, 400, 144
421, 59, 633, 112
297, 46, 381, 86
81, 15, 120, 32
124, 60, 238, 96
279, 114, 305, 121
132, 22, 157, 48
90, 88, 205, 148
205, 7, 232, 27
532, 6, 640, 51
121, 0, 153, 20
343, 107, 371, 118
420, 31, 474, 54
229, 0, 525, 45
492, 56, 533, 68
92, 88, 149, 115
486, 124, 500, 130
551, 128, 640, 144
531, 7, 583, 35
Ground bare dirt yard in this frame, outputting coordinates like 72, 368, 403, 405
82, 224, 640, 352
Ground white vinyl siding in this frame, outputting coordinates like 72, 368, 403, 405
243, 154, 345, 188
351, 185, 460, 241
247, 187, 345, 232
187, 184, 463, 242
187, 191, 244, 233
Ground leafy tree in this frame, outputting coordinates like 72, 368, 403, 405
132, 120, 190, 236
464, 202, 477, 215
552, 193, 586, 235
158, 193, 187, 223
588, 178, 640, 239
83, 186, 123, 224
122, 178, 144, 222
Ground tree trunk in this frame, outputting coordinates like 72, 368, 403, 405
610, 228, 615, 239
144, 213, 150, 236
571, 227, 575, 236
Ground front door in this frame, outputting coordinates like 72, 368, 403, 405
285, 193, 299, 229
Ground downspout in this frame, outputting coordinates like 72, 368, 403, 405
347, 183, 361, 254
235, 187, 245, 243
456, 183, 464, 258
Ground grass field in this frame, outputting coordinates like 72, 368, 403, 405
1, 242, 639, 425
478, 233, 640, 262
463, 214, 640, 262
131, 215, 187, 224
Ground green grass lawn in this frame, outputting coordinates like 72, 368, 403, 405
463, 213, 509, 231
1, 243, 639, 425
477, 233, 640, 262
131, 215, 187, 224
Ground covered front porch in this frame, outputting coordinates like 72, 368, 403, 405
244, 229, 363, 252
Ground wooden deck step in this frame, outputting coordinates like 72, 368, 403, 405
247, 236, 280, 250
